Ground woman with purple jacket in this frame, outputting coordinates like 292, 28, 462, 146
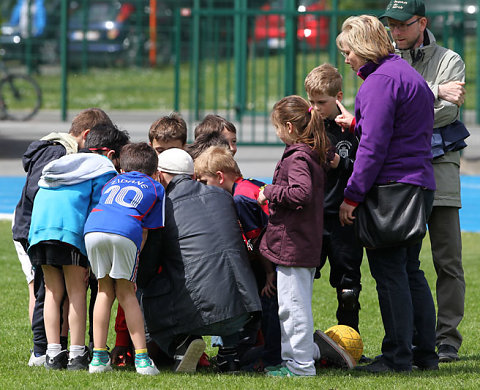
336, 15, 438, 373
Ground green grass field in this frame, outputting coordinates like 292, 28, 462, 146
1, 220, 479, 389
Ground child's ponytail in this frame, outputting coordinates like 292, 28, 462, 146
272, 95, 329, 165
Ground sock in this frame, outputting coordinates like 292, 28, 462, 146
46, 343, 62, 358
60, 336, 68, 350
135, 349, 149, 364
93, 348, 109, 364
69, 345, 85, 359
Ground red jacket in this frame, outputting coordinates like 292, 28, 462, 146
260, 143, 325, 268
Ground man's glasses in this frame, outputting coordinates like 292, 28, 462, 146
388, 18, 421, 32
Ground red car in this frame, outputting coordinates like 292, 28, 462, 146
252, 0, 329, 52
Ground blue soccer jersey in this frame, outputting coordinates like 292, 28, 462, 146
84, 171, 165, 250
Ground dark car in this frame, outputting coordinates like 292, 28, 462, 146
251, 0, 329, 53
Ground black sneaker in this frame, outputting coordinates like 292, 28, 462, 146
314, 330, 355, 369
67, 348, 90, 370
354, 357, 395, 373
173, 336, 206, 373
45, 350, 68, 370
438, 344, 459, 363
216, 347, 241, 373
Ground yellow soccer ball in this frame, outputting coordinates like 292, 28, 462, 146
325, 325, 363, 362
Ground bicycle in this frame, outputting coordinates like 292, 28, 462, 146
0, 59, 42, 121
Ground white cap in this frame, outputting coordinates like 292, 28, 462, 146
157, 148, 194, 175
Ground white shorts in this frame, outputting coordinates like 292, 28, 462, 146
85, 232, 140, 282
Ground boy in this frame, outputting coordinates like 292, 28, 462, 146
84, 142, 165, 376
28, 124, 130, 370
193, 114, 238, 156
12, 107, 113, 366
194, 145, 281, 371
148, 112, 187, 154
304, 64, 364, 339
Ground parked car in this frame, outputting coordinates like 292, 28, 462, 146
251, 0, 329, 53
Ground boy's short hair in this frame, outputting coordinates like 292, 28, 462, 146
304, 63, 343, 97
194, 114, 236, 139
69, 108, 113, 137
120, 143, 158, 177
186, 131, 230, 160
194, 145, 241, 178
148, 112, 187, 145
84, 123, 130, 159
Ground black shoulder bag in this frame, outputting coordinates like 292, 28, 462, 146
354, 183, 427, 250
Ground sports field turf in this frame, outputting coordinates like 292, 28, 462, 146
0, 220, 479, 389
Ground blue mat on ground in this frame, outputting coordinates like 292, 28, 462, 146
1, 176, 479, 232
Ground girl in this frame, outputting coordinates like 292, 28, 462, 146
258, 95, 350, 376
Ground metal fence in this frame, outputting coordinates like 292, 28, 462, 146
1, 0, 478, 142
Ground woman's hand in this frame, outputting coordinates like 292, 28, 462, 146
335, 100, 355, 131
261, 271, 277, 298
339, 201, 356, 226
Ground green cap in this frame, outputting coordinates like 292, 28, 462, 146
381, 0, 425, 21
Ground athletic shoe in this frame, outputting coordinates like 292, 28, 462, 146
173, 336, 206, 373
67, 349, 90, 371
215, 347, 241, 373
314, 330, 355, 369
438, 344, 460, 363
45, 350, 68, 370
265, 366, 299, 377
135, 356, 160, 375
28, 350, 46, 367
89, 356, 113, 373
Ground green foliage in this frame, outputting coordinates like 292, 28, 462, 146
1, 220, 479, 389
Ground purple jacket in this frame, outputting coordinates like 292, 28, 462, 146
344, 54, 435, 204
260, 143, 325, 268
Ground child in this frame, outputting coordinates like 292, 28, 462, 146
304, 64, 364, 339
194, 145, 281, 371
148, 112, 187, 154
257, 95, 354, 377
28, 124, 130, 370
193, 114, 238, 156
13, 107, 114, 365
84, 142, 165, 376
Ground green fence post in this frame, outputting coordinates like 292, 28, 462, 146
192, 0, 201, 120
173, 7, 181, 113
329, 0, 339, 66
25, 0, 33, 74
234, 0, 247, 121
81, 0, 89, 74
60, 0, 68, 121
135, 0, 143, 67
284, 0, 298, 96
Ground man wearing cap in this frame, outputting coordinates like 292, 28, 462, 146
381, 0, 467, 363
139, 148, 261, 373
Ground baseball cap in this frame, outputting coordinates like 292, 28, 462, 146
381, 0, 425, 22
157, 148, 194, 175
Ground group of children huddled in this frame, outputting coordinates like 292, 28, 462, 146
13, 63, 365, 377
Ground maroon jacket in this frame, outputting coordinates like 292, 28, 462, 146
260, 143, 325, 268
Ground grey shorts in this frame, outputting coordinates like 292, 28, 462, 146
85, 232, 139, 282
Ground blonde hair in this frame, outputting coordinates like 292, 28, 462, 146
304, 63, 342, 97
336, 15, 394, 64
194, 145, 242, 178
271, 95, 329, 165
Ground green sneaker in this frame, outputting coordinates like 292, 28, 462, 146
135, 356, 159, 375
266, 366, 300, 377
89, 356, 112, 373
264, 363, 284, 372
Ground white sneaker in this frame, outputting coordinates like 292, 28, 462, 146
89, 356, 113, 373
135, 356, 159, 375
28, 351, 46, 367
